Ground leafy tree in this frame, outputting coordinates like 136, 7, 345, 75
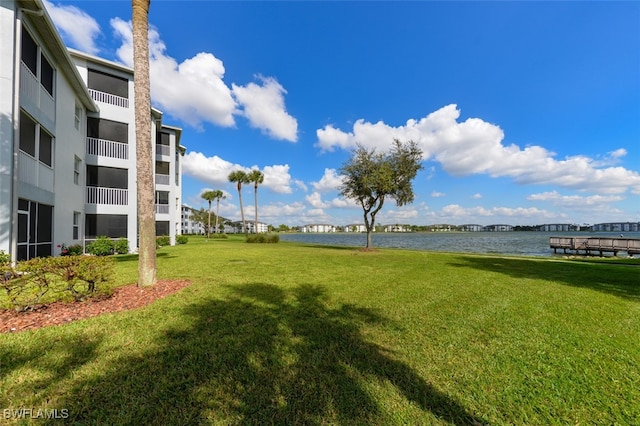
247, 169, 264, 234
228, 170, 249, 236
339, 139, 423, 249
201, 190, 222, 239
188, 208, 211, 234
132, 0, 155, 286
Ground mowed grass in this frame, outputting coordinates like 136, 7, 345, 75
1, 235, 639, 425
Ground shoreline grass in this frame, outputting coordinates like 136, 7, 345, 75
1, 236, 638, 424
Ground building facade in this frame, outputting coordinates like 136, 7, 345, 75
1, 1, 184, 262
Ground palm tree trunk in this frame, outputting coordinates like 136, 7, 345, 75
254, 183, 258, 234
207, 200, 211, 239
215, 198, 220, 233
237, 183, 247, 236
132, 0, 156, 287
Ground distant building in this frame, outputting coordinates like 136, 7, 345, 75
301, 224, 337, 233
181, 206, 205, 235
382, 224, 411, 232
344, 224, 367, 233
484, 224, 514, 232
536, 224, 577, 232
225, 221, 268, 234
590, 222, 640, 232
459, 224, 484, 232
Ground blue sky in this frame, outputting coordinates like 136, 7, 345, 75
44, 1, 640, 227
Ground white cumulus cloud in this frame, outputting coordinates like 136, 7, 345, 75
111, 18, 236, 129
316, 104, 640, 195
44, 0, 102, 55
182, 152, 293, 195
311, 168, 344, 192
232, 76, 298, 142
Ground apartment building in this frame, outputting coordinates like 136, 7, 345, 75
1, 0, 184, 262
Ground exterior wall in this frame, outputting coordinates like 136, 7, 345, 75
71, 51, 139, 250
51, 56, 86, 253
0, 1, 17, 254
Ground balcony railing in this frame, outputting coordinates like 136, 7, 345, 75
87, 137, 129, 160
156, 144, 170, 156
155, 174, 170, 185
156, 204, 169, 214
89, 88, 129, 108
86, 186, 128, 205
20, 62, 55, 122
18, 151, 54, 192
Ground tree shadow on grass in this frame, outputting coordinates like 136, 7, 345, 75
0, 333, 104, 406
51, 283, 486, 425
448, 255, 640, 301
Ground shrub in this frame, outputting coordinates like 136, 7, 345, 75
67, 244, 84, 256
87, 236, 114, 256
176, 234, 188, 245
114, 238, 129, 254
1, 256, 114, 311
0, 250, 10, 265
156, 235, 171, 247
246, 234, 279, 244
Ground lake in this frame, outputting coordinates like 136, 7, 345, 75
279, 231, 640, 257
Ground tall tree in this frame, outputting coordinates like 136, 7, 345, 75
228, 170, 248, 236
247, 169, 264, 234
201, 190, 218, 239
339, 139, 423, 249
214, 190, 226, 234
132, 0, 155, 286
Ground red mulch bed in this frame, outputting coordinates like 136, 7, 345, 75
0, 279, 190, 334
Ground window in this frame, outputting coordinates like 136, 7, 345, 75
87, 117, 128, 143
157, 132, 170, 146
86, 165, 128, 189
74, 156, 81, 185
39, 129, 53, 167
156, 221, 170, 236
40, 53, 54, 96
74, 103, 82, 130
19, 111, 36, 157
16, 199, 53, 260
73, 212, 80, 240
21, 27, 37, 75
155, 191, 169, 205
85, 214, 127, 239
20, 111, 54, 167
87, 69, 128, 99
21, 27, 55, 98
155, 161, 170, 175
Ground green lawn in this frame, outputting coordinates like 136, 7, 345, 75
1, 236, 639, 425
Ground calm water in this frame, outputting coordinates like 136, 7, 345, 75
279, 232, 640, 257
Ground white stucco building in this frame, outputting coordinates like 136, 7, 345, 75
1, 0, 184, 262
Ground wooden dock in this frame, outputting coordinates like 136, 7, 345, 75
550, 236, 640, 256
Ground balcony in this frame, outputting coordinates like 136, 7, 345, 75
156, 204, 169, 214
20, 62, 55, 123
18, 151, 54, 192
155, 174, 170, 185
156, 144, 170, 157
89, 88, 129, 108
86, 186, 128, 205
87, 137, 129, 160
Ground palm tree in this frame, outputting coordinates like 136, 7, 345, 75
228, 170, 248, 235
247, 169, 264, 234
132, 0, 155, 287
201, 190, 217, 239
213, 190, 226, 234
